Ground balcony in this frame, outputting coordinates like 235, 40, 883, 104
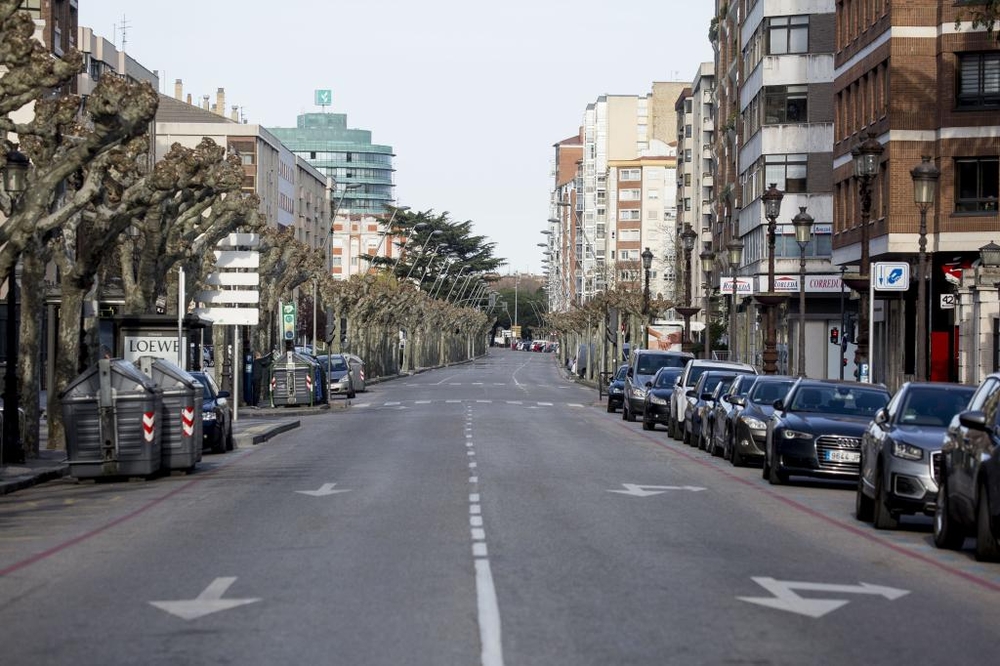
703, 117, 715, 132
702, 173, 714, 187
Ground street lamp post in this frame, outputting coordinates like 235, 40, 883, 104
911, 156, 940, 382
391, 222, 429, 274
2, 147, 28, 465
727, 239, 744, 363
641, 247, 653, 350
676, 227, 700, 354
792, 207, 815, 377
700, 249, 715, 360
760, 183, 785, 374
405, 230, 444, 281
850, 131, 884, 382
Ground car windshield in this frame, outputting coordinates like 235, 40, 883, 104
732, 377, 754, 397
749, 380, 794, 405
615, 366, 628, 381
654, 369, 682, 388
898, 386, 975, 427
190, 374, 215, 400
637, 354, 686, 375
789, 385, 888, 416
703, 375, 733, 394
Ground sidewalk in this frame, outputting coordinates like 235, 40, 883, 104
0, 412, 304, 497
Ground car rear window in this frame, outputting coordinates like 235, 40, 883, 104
636, 354, 687, 375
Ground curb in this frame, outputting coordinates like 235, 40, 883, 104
235, 419, 300, 448
0, 463, 69, 496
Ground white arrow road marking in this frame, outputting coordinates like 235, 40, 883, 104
296, 483, 351, 497
150, 577, 260, 621
608, 483, 706, 497
737, 577, 910, 618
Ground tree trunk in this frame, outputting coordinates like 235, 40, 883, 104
17, 246, 46, 459
47, 284, 87, 451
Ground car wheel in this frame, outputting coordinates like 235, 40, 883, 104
626, 404, 637, 422
767, 445, 787, 485
622, 403, 628, 421
642, 416, 653, 431
225, 424, 235, 452
975, 485, 1000, 562
210, 430, 226, 454
933, 476, 965, 550
855, 475, 874, 522
682, 423, 691, 445
732, 434, 747, 467
872, 468, 899, 530
607, 400, 615, 413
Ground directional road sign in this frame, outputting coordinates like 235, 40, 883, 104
607, 483, 706, 496
150, 577, 260, 620
737, 577, 909, 618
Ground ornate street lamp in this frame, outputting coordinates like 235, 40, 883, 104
641, 247, 654, 350
792, 207, 815, 377
758, 183, 785, 374
911, 156, 940, 382
676, 227, 700, 354
849, 131, 884, 382
700, 248, 715, 360
727, 238, 744, 362
2, 147, 28, 465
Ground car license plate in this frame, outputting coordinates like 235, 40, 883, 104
826, 449, 860, 463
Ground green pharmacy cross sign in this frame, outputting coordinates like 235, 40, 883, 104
282, 302, 296, 341
315, 89, 332, 107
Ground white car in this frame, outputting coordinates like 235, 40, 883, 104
669, 359, 757, 442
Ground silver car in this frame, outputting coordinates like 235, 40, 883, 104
317, 354, 366, 398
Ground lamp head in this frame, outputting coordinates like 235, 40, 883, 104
910, 155, 940, 207
980, 241, 1000, 268
641, 247, 654, 270
853, 130, 883, 178
792, 206, 815, 245
762, 182, 784, 221
727, 238, 744, 268
681, 226, 697, 252
3, 147, 29, 196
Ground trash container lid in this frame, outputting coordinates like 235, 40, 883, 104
60, 359, 158, 400
135, 355, 201, 390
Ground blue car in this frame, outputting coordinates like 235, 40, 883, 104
189, 371, 234, 454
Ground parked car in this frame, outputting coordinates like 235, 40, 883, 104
622, 349, 693, 422
189, 371, 233, 454
763, 379, 890, 485
705, 373, 757, 458
934, 373, 1000, 560
685, 371, 743, 448
727, 376, 796, 466
669, 359, 757, 442
606, 364, 629, 413
641, 366, 684, 431
316, 353, 365, 397
857, 381, 974, 530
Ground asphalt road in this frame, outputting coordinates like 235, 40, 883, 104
1, 349, 997, 665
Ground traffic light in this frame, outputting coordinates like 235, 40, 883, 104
829, 327, 839, 345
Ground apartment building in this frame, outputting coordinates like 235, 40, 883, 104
548, 130, 583, 311
833, 0, 1000, 386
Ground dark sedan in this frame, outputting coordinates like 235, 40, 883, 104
685, 371, 741, 448
189, 371, 233, 454
727, 376, 796, 466
641, 367, 683, 431
606, 364, 628, 413
705, 374, 757, 457
935, 372, 1000, 561
857, 382, 974, 530
763, 379, 890, 485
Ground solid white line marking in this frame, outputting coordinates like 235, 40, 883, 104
470, 516, 483, 527
471, 528, 486, 541
470, 504, 481, 514
472, 542, 488, 557
470, 493, 480, 502
475, 559, 504, 666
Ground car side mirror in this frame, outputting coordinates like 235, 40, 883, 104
645, 381, 653, 388
773, 399, 785, 411
730, 395, 745, 407
874, 408, 888, 426
686, 389, 697, 398
218, 390, 231, 399
701, 392, 714, 401
958, 409, 988, 431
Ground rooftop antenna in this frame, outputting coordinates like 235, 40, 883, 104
115, 14, 130, 50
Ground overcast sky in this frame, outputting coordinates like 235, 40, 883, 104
80, 1, 716, 275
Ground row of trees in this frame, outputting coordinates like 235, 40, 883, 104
0, 2, 502, 459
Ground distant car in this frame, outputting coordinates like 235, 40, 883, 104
316, 353, 365, 397
934, 373, 1000, 560
763, 379, 890, 485
606, 364, 628, 413
705, 373, 757, 458
727, 376, 796, 466
684, 371, 743, 449
622, 349, 694, 422
856, 381, 974, 530
641, 366, 684, 431
670, 359, 757, 442
189, 371, 233, 454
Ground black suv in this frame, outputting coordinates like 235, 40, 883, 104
934, 372, 1000, 561
622, 349, 693, 422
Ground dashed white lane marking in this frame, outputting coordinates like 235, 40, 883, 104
473, 382, 484, 385
470, 494, 480, 502
385, 401, 401, 406
468, 451, 476, 456
475, 559, 503, 665
471, 528, 486, 541
469, 462, 478, 469
473, 542, 488, 557
477, 400, 492, 404
470, 504, 481, 514
415, 400, 431, 404
447, 400, 461, 403
506, 400, 522, 405
568, 403, 584, 408
469, 476, 479, 483
470, 516, 484, 527
537, 402, 553, 406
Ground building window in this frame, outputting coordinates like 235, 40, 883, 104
767, 16, 809, 55
958, 52, 1000, 108
955, 158, 999, 212
764, 85, 808, 123
765, 154, 808, 193
619, 189, 641, 201
685, 124, 692, 138
685, 149, 692, 162
620, 168, 641, 181
619, 210, 641, 221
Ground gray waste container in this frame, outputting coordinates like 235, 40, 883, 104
61, 358, 163, 479
270, 351, 316, 407
136, 356, 203, 472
